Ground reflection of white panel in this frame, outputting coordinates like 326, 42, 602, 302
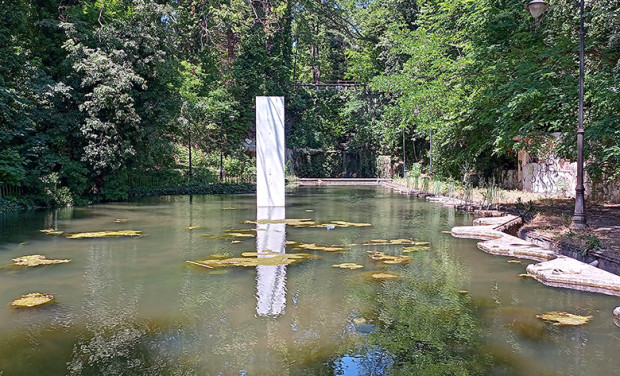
256, 207, 287, 317
256, 96, 285, 207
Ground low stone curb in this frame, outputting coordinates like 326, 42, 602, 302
526, 257, 620, 297
384, 180, 620, 319
453, 215, 620, 298
451, 216, 557, 262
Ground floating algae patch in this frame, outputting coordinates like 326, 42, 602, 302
519, 273, 536, 278
363, 239, 419, 246
40, 229, 64, 235
203, 232, 254, 240
187, 253, 317, 268
367, 251, 410, 265
241, 251, 282, 257
402, 245, 430, 253
295, 243, 348, 252
331, 263, 364, 270
225, 229, 257, 234
11, 255, 71, 267
208, 254, 230, 260
328, 221, 372, 228
10, 293, 55, 308
368, 272, 398, 279
244, 218, 315, 226
66, 230, 142, 239
536, 311, 593, 326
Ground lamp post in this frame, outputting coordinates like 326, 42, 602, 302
524, 0, 586, 229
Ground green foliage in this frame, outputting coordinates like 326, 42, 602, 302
0, 149, 26, 186
1, 0, 619, 206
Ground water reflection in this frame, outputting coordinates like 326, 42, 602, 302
255, 206, 287, 317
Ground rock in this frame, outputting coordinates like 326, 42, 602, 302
526, 257, 620, 297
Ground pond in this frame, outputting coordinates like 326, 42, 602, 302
0, 186, 618, 375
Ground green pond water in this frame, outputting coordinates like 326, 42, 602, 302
0, 186, 619, 375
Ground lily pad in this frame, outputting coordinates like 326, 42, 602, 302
12, 255, 71, 267
10, 293, 55, 308
40, 229, 64, 235
331, 263, 364, 270
536, 311, 592, 326
66, 230, 142, 239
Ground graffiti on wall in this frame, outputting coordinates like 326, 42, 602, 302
522, 157, 577, 198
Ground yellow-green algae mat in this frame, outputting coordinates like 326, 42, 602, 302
536, 311, 592, 326
242, 219, 371, 228
187, 252, 320, 269
11, 255, 70, 267
294, 243, 348, 252
40, 229, 64, 235
331, 263, 364, 270
10, 293, 55, 308
362, 239, 422, 246
367, 251, 410, 265
66, 230, 142, 239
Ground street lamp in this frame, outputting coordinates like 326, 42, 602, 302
524, 0, 587, 229
524, 0, 550, 19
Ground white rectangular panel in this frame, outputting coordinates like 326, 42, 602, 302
256, 96, 285, 207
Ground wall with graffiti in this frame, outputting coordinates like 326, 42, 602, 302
514, 149, 620, 203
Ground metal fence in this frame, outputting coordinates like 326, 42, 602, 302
0, 185, 23, 198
